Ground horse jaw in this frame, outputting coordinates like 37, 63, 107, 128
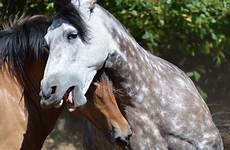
40, 65, 96, 109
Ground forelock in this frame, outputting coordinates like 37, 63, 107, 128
52, 1, 89, 42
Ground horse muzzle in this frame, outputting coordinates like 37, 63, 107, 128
39, 74, 88, 109
113, 125, 132, 145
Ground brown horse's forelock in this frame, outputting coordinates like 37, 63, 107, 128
0, 15, 50, 96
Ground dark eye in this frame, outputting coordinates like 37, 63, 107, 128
67, 33, 78, 40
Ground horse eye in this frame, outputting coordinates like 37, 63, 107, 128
67, 33, 78, 40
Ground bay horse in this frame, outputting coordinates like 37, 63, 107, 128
41, 0, 223, 149
0, 15, 131, 149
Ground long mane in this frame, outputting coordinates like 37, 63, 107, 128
0, 15, 50, 71
0, 15, 50, 92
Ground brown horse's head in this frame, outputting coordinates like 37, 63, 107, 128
71, 73, 132, 143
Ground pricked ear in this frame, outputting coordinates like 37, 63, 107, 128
89, 0, 97, 13
71, 0, 97, 13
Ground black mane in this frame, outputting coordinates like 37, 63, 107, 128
0, 15, 50, 74
53, 0, 88, 42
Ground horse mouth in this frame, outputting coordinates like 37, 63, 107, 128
65, 86, 86, 111
65, 86, 75, 110
106, 126, 131, 146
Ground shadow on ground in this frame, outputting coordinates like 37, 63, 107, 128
42, 103, 230, 150
42, 109, 84, 150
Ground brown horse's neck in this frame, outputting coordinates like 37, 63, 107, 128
0, 69, 27, 150
1, 60, 62, 150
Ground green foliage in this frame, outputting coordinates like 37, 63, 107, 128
99, 0, 230, 100
0, 0, 54, 18
100, 0, 230, 64
1, 0, 230, 100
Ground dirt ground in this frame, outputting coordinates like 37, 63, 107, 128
42, 110, 84, 150
209, 101, 230, 150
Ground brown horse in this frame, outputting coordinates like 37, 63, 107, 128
0, 62, 62, 150
0, 65, 131, 150
0, 69, 26, 150
0, 15, 63, 150
76, 72, 132, 143
0, 15, 131, 149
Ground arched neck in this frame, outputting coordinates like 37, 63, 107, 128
92, 5, 153, 103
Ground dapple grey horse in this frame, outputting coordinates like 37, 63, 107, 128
40, 0, 223, 149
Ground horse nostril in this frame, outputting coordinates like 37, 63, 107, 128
41, 91, 51, 100
41, 92, 51, 100
51, 86, 57, 94
40, 86, 57, 100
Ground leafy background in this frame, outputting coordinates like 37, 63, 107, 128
0, 0, 230, 149
1, 0, 229, 100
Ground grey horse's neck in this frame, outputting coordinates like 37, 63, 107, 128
103, 20, 170, 150
102, 9, 156, 105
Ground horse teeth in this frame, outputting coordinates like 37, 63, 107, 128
67, 92, 73, 104
54, 99, 63, 108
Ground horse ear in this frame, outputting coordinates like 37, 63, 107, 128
72, 0, 97, 12
88, 0, 97, 12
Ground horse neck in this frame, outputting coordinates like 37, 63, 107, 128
0, 66, 23, 95
0, 68, 27, 124
96, 6, 153, 103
